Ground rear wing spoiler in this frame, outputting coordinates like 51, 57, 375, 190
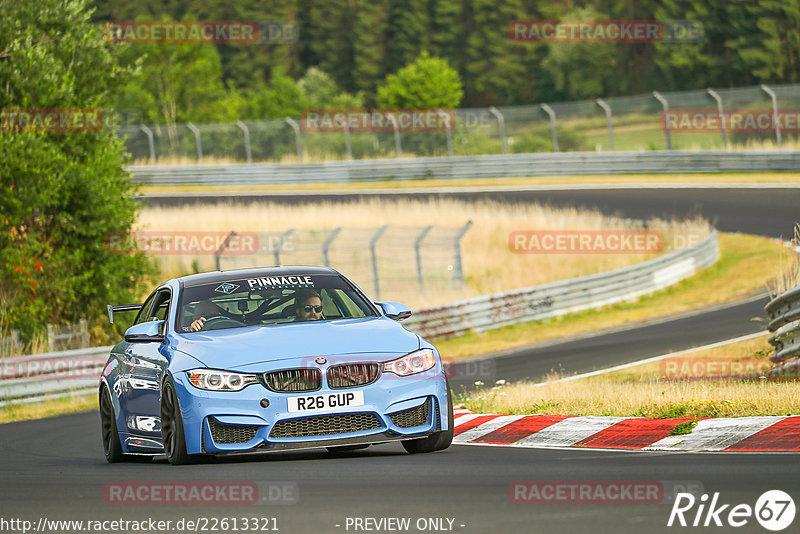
107, 303, 143, 324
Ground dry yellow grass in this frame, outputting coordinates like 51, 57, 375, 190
0, 394, 97, 424
136, 199, 709, 308
460, 334, 800, 417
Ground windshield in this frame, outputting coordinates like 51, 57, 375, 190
177, 273, 378, 333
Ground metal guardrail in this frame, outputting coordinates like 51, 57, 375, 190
0, 231, 718, 404
0, 346, 110, 406
129, 151, 800, 186
403, 230, 719, 339
765, 287, 800, 372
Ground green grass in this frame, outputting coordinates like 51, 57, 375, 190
669, 419, 700, 436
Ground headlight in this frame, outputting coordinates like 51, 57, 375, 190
186, 369, 259, 391
383, 349, 437, 376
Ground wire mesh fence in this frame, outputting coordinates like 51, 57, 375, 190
213, 223, 472, 300
117, 83, 800, 163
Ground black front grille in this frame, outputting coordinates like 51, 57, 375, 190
263, 368, 321, 392
269, 412, 383, 439
389, 398, 432, 428
208, 418, 259, 444
327, 363, 380, 389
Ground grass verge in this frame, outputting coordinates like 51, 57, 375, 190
458, 334, 800, 417
0, 394, 97, 424
139, 172, 800, 194
436, 232, 784, 359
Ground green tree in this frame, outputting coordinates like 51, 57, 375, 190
540, 6, 620, 100
297, 67, 364, 108
376, 51, 463, 109
113, 16, 232, 128
0, 0, 152, 342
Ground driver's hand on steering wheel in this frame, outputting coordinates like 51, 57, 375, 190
189, 316, 207, 332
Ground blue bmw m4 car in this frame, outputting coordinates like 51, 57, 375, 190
99, 266, 453, 464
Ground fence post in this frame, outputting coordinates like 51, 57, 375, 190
452, 220, 473, 289
540, 104, 559, 152
274, 229, 294, 266
186, 122, 203, 162
414, 225, 434, 292
653, 91, 672, 150
488, 106, 507, 154
285, 118, 303, 160
322, 227, 342, 266
47, 324, 55, 353
140, 125, 156, 163
437, 110, 454, 157
214, 231, 238, 270
594, 98, 614, 151
385, 113, 402, 157
370, 225, 389, 299
79, 318, 89, 348
761, 84, 782, 148
706, 88, 727, 150
235, 120, 252, 162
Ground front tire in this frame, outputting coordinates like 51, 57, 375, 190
160, 379, 193, 465
401, 382, 454, 454
100, 385, 124, 463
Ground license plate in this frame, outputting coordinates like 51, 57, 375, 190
287, 391, 365, 413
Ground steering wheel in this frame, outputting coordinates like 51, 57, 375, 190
199, 316, 246, 330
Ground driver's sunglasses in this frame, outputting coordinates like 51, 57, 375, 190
303, 305, 323, 313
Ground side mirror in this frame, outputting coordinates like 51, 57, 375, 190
124, 320, 165, 343
376, 301, 412, 321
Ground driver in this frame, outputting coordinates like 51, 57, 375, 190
188, 300, 222, 332
294, 288, 324, 322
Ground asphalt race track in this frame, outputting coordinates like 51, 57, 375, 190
2, 186, 799, 533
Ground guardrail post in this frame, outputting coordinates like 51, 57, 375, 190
140, 125, 156, 163
706, 88, 727, 150
594, 98, 614, 151
488, 106, 507, 154
370, 225, 389, 299
414, 225, 434, 292
540, 104, 559, 152
437, 110, 454, 157
385, 113, 402, 157
274, 228, 294, 266
186, 122, 203, 162
322, 227, 342, 267
761, 84, 782, 148
452, 220, 473, 289
235, 120, 252, 162
214, 231, 237, 270
653, 91, 672, 150
285, 118, 303, 160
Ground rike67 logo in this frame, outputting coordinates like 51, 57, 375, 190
668, 490, 795, 531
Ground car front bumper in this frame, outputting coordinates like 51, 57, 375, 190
172, 367, 450, 455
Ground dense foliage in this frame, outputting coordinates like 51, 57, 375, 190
0, 0, 153, 343
90, 0, 800, 124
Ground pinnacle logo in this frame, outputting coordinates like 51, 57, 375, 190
214, 283, 240, 294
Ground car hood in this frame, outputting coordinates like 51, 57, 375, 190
172, 317, 421, 370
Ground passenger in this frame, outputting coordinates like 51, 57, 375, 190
294, 288, 324, 321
